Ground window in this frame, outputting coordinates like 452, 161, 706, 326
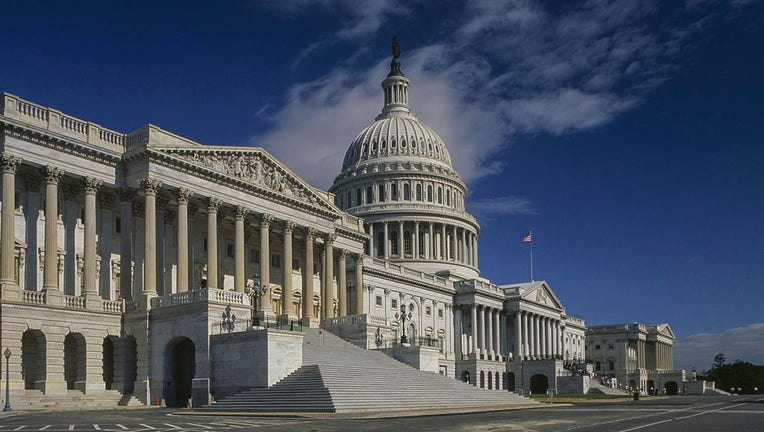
391, 299, 398, 309
203, 236, 208, 252
114, 216, 121, 234
403, 183, 411, 200
595, 344, 601, 350
292, 259, 300, 271
404, 230, 412, 255
427, 185, 433, 202
418, 232, 425, 257
446, 189, 451, 207
425, 306, 432, 316
595, 361, 601, 371
390, 232, 399, 255
391, 183, 398, 200
372, 140, 377, 151
375, 295, 382, 306
226, 243, 235, 258
356, 189, 362, 206
608, 344, 614, 350
438, 308, 444, 319
271, 253, 281, 268
378, 184, 385, 202
608, 360, 615, 370
415, 184, 422, 201
249, 248, 259, 263
437, 187, 443, 204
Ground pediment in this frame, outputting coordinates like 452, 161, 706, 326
521, 281, 564, 310
656, 323, 675, 339
152, 146, 339, 216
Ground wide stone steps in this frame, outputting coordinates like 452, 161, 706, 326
2, 389, 128, 410
205, 329, 535, 413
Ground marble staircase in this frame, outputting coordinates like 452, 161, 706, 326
204, 328, 536, 413
1, 389, 137, 411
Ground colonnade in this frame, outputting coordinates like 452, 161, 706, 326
514, 310, 564, 361
655, 342, 673, 371
367, 220, 477, 267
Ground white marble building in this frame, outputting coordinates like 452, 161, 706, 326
0, 41, 682, 408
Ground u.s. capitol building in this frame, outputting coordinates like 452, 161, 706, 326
0, 42, 688, 411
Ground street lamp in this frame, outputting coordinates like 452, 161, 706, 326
395, 304, 413, 344
245, 273, 268, 327
3, 348, 11, 412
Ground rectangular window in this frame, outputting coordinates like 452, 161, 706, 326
271, 253, 281, 268
391, 299, 398, 309
249, 248, 259, 263
203, 236, 208, 252
375, 295, 382, 306
114, 216, 121, 234
292, 259, 300, 271
425, 306, 432, 316
226, 243, 235, 258
595, 344, 601, 350
438, 308, 444, 319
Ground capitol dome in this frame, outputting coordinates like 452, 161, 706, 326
330, 37, 480, 279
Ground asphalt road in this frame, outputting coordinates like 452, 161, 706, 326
0, 395, 762, 432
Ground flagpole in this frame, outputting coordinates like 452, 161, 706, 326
529, 228, 534, 282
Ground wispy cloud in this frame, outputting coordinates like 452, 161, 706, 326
674, 323, 764, 371
252, 0, 752, 189
469, 196, 539, 221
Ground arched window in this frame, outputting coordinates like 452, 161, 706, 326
404, 230, 412, 255
391, 139, 397, 149
401, 139, 406, 149
372, 140, 377, 151
427, 185, 433, 202
437, 187, 443, 204
446, 189, 451, 207
356, 189, 362, 206
378, 184, 385, 202
415, 184, 422, 201
366, 186, 373, 204
381, 139, 387, 150
403, 183, 411, 201
391, 183, 398, 201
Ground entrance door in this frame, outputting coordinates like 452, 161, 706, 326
164, 337, 196, 407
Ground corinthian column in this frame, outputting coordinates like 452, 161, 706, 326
281, 221, 294, 317
354, 253, 364, 315
141, 178, 162, 297
234, 206, 247, 293
337, 250, 347, 316
322, 234, 335, 319
302, 229, 316, 325
176, 188, 192, 292
206, 197, 221, 290
82, 177, 102, 297
1, 154, 21, 299
43, 166, 64, 295
259, 214, 273, 312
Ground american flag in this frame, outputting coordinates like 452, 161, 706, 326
520, 232, 532, 244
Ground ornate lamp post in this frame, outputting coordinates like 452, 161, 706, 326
245, 273, 268, 327
395, 304, 413, 344
3, 348, 10, 412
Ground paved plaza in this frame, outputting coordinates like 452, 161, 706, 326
0, 396, 761, 431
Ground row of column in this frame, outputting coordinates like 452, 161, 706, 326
656, 342, 672, 370
367, 220, 477, 267
515, 310, 564, 361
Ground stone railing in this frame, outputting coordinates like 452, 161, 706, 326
64, 295, 86, 309
151, 288, 251, 309
367, 257, 450, 288
458, 279, 503, 296
1, 93, 125, 152
102, 298, 124, 313
23, 290, 46, 305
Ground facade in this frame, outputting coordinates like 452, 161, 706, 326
0, 41, 684, 409
585, 323, 683, 394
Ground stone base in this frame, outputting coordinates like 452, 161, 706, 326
37, 379, 68, 395
301, 316, 320, 328
74, 380, 106, 394
0, 282, 21, 301
191, 378, 211, 408
84, 293, 103, 310
43, 287, 64, 306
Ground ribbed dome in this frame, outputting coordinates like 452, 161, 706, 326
340, 114, 454, 172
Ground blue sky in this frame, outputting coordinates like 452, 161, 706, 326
2, 0, 762, 371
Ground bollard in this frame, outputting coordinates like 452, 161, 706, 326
633, 391, 639, 401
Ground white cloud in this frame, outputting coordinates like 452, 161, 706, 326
252, 0, 749, 189
469, 196, 539, 220
674, 323, 764, 372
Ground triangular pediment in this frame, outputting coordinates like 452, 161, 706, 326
521, 281, 564, 310
656, 323, 675, 340
152, 146, 340, 217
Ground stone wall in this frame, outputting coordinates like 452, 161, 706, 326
379, 345, 440, 373
557, 375, 588, 394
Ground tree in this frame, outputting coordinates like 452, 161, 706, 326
699, 355, 764, 395
713, 353, 726, 369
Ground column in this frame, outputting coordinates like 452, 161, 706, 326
460, 229, 466, 263
259, 214, 273, 312
337, 250, 347, 316
495, 310, 501, 359
473, 232, 478, 267
43, 166, 64, 294
322, 234, 334, 319
454, 306, 463, 357
140, 178, 162, 300
470, 304, 478, 355
368, 223, 374, 258
441, 224, 447, 260
539, 317, 546, 359
1, 154, 21, 295
515, 312, 522, 361
487, 307, 494, 357
302, 229, 315, 323
83, 177, 101, 298
206, 197, 220, 290
479, 306, 487, 356
414, 221, 420, 258
398, 221, 403, 256
523, 312, 530, 359
354, 253, 364, 315
383, 222, 389, 259
282, 221, 294, 317
427, 222, 433, 259
234, 206, 247, 293
533, 314, 540, 359
546, 318, 552, 358
118, 187, 134, 299
176, 189, 191, 292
